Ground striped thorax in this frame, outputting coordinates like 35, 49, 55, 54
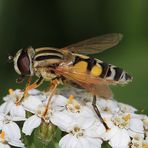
34, 47, 64, 67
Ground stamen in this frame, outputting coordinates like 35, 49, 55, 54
8, 88, 14, 94
123, 114, 131, 121
75, 104, 80, 110
0, 131, 5, 141
142, 144, 148, 148
71, 127, 84, 137
68, 95, 74, 104
74, 127, 80, 132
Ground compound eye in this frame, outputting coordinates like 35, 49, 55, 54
17, 50, 31, 75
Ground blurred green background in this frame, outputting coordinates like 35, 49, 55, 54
0, 0, 148, 115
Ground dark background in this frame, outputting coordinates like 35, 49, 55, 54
0, 0, 148, 114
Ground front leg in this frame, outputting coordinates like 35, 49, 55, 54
16, 76, 44, 104
23, 76, 44, 97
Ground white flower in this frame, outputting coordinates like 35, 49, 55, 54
59, 116, 105, 148
0, 89, 46, 118
117, 102, 137, 113
103, 113, 144, 148
0, 113, 23, 140
0, 89, 24, 117
96, 98, 119, 114
22, 99, 47, 135
0, 114, 24, 147
57, 87, 92, 103
0, 130, 24, 148
130, 134, 143, 148
142, 115, 148, 131
142, 115, 148, 147
51, 95, 95, 118
22, 114, 42, 136
22, 94, 97, 137
22, 95, 56, 135
28, 89, 47, 101
50, 95, 99, 131
2, 88, 147, 148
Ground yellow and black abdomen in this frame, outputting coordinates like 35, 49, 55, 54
73, 55, 132, 84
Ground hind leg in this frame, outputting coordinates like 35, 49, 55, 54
92, 95, 109, 130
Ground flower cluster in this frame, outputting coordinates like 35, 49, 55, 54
0, 88, 147, 148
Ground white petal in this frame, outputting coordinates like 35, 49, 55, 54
85, 121, 106, 138
10, 105, 26, 118
8, 139, 24, 147
51, 95, 67, 112
59, 134, 79, 148
130, 113, 145, 120
129, 118, 144, 133
28, 89, 41, 95
0, 113, 5, 121
51, 112, 73, 132
103, 126, 119, 140
28, 89, 47, 101
101, 113, 114, 128
0, 101, 14, 115
22, 96, 43, 113
3, 122, 21, 139
73, 116, 95, 130
97, 99, 119, 113
11, 116, 26, 122
80, 137, 102, 148
51, 95, 67, 104
0, 114, 5, 129
3, 93, 14, 101
13, 89, 23, 95
78, 106, 96, 119
22, 115, 41, 135
0, 143, 10, 148
109, 129, 131, 148
118, 102, 137, 113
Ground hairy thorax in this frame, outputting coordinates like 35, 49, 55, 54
34, 66, 58, 81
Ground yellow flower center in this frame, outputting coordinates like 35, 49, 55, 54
67, 95, 81, 113
8, 89, 23, 105
71, 127, 84, 138
68, 95, 74, 104
113, 114, 131, 128
0, 131, 5, 143
8, 88, 14, 94
123, 114, 131, 122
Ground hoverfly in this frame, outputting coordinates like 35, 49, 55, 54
9, 33, 132, 129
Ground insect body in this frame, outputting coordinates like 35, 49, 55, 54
10, 33, 132, 129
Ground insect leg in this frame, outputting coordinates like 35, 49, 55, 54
23, 76, 44, 97
16, 76, 44, 104
43, 79, 60, 116
92, 95, 109, 130
16, 76, 43, 104
26, 76, 32, 87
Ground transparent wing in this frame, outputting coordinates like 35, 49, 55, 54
64, 33, 123, 54
55, 65, 113, 99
